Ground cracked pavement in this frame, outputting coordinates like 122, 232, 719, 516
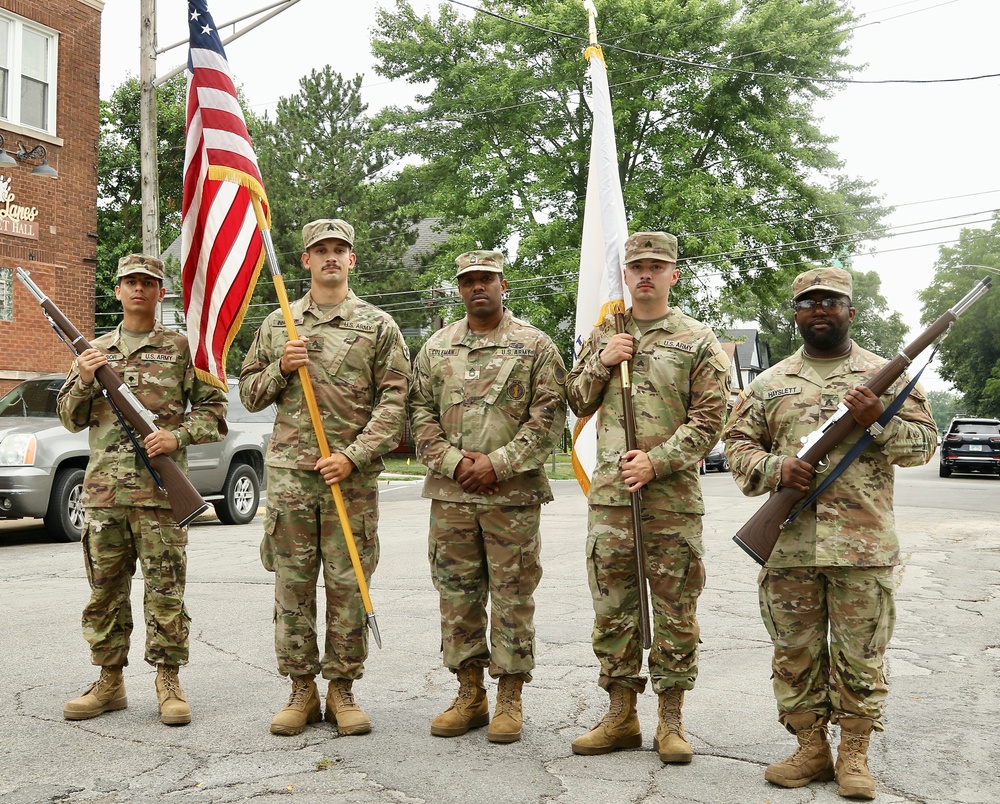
1, 462, 998, 803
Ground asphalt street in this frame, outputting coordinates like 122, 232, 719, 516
1, 461, 998, 804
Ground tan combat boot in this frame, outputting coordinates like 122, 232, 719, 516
487, 674, 523, 744
63, 666, 127, 720
836, 717, 877, 800
764, 711, 835, 788
431, 666, 490, 737
571, 684, 642, 755
326, 679, 371, 735
653, 688, 693, 763
155, 665, 191, 726
270, 675, 321, 736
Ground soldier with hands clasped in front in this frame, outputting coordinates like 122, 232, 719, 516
409, 250, 567, 744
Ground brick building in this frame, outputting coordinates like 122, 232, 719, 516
0, 0, 102, 394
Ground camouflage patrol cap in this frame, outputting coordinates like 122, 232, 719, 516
455, 250, 504, 277
302, 218, 354, 250
792, 266, 853, 301
116, 254, 164, 281
624, 231, 678, 264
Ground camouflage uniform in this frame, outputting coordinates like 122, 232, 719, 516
724, 341, 937, 727
239, 289, 409, 681
409, 307, 566, 680
567, 307, 730, 694
57, 322, 227, 667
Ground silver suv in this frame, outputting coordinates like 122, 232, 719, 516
0, 375, 272, 541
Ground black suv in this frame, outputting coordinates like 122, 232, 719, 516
939, 416, 1000, 477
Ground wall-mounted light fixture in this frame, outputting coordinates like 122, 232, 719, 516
14, 140, 58, 178
0, 134, 17, 167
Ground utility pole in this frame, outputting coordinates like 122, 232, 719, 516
139, 0, 160, 257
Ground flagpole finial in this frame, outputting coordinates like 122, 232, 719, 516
583, 0, 598, 47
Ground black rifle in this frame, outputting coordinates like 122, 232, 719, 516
733, 276, 992, 566
16, 268, 210, 527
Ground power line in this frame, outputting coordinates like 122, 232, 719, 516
443, 0, 1000, 87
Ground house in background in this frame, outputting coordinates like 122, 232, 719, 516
159, 235, 184, 331
719, 341, 743, 394
719, 328, 771, 397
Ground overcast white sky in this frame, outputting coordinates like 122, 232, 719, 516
98, 0, 1000, 390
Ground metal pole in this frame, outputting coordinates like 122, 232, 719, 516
139, 0, 160, 260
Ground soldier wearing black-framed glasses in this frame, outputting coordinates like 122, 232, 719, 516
791, 297, 852, 312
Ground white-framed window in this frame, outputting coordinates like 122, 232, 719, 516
0, 266, 12, 321
0, 12, 58, 135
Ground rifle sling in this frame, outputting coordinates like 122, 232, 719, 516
100, 387, 165, 491
785, 346, 936, 526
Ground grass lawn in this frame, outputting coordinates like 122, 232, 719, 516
384, 452, 578, 481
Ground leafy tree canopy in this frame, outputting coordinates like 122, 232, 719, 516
97, 73, 187, 327
371, 0, 891, 356
918, 215, 1000, 415
236, 65, 423, 371
925, 389, 960, 434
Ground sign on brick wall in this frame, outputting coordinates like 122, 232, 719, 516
0, 174, 39, 240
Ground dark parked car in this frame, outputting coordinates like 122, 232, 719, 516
0, 375, 272, 541
938, 416, 1000, 477
703, 441, 730, 473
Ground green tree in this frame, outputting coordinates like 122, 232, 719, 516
918, 216, 1000, 415
846, 269, 907, 359
371, 0, 890, 356
926, 389, 960, 434
236, 66, 423, 371
97, 74, 188, 329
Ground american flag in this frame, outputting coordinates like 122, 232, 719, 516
181, 0, 268, 389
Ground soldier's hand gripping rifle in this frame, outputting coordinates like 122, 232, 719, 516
733, 275, 992, 566
16, 268, 210, 527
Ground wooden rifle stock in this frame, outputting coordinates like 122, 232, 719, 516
734, 275, 992, 565
614, 312, 652, 651
16, 268, 210, 528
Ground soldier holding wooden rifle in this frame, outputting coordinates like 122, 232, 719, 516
567, 231, 729, 762
724, 266, 937, 800
58, 254, 228, 727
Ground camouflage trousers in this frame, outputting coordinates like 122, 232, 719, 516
758, 565, 896, 729
587, 505, 705, 694
428, 500, 542, 681
80, 506, 190, 667
261, 469, 379, 681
